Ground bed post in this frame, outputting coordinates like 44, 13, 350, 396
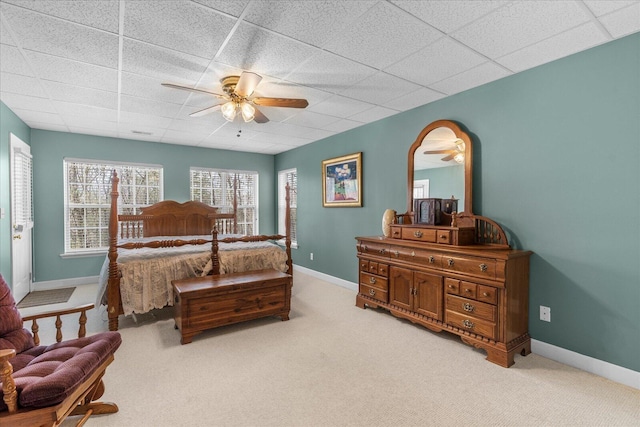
232, 177, 238, 234
285, 183, 293, 277
107, 170, 121, 331
211, 226, 220, 275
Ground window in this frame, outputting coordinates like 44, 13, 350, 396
278, 168, 297, 246
190, 168, 258, 235
64, 159, 163, 253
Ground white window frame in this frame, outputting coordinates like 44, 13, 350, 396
190, 167, 259, 235
63, 158, 163, 256
278, 168, 297, 248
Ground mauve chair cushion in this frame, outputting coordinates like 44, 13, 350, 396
0, 274, 34, 353
0, 331, 122, 411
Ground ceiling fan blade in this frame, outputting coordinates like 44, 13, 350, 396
190, 104, 223, 117
235, 72, 262, 97
424, 150, 456, 155
441, 153, 456, 162
252, 106, 269, 123
252, 97, 309, 108
162, 83, 226, 98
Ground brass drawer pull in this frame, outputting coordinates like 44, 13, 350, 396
428, 256, 435, 263
448, 258, 454, 266
411, 251, 416, 257
393, 250, 399, 258
448, 284, 454, 289
369, 277, 377, 284
464, 288, 472, 294
462, 319, 474, 329
369, 289, 376, 296
363, 245, 368, 252
479, 263, 488, 272
463, 303, 475, 312
439, 234, 447, 240
482, 292, 490, 297
379, 248, 386, 255
414, 231, 423, 238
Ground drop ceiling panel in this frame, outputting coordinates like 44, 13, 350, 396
26, 52, 118, 91
43, 81, 117, 110
191, 0, 251, 18
385, 37, 488, 86
497, 22, 610, 73
391, 0, 509, 33
243, 0, 376, 48
1, 3, 119, 67
0, 72, 47, 97
124, 1, 235, 58
452, 1, 592, 58
284, 50, 377, 91
598, 2, 640, 37
429, 62, 511, 95
584, 0, 638, 16
0, 0, 636, 155
340, 71, 422, 104
2, 0, 120, 33
217, 22, 319, 79
307, 95, 374, 119
0, 45, 32, 76
348, 105, 399, 123
121, 39, 211, 82
324, 1, 443, 70
383, 87, 445, 111
0, 92, 56, 113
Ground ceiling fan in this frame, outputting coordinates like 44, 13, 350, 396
162, 71, 308, 124
424, 138, 466, 163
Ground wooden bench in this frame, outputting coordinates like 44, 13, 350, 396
172, 269, 292, 344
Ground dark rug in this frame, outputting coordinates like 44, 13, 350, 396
17, 287, 75, 309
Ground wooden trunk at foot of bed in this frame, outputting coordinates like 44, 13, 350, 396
107, 171, 293, 331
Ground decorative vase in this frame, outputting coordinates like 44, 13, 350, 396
382, 209, 396, 237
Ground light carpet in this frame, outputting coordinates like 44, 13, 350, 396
59, 272, 638, 426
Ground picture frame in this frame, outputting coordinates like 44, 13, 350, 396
322, 152, 362, 207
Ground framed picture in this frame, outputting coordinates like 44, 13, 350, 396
322, 152, 362, 207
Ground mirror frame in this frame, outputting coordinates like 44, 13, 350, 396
407, 119, 473, 216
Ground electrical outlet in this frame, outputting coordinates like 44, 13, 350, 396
310, 252, 314, 261
540, 305, 551, 322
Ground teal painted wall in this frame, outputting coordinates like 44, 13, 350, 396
276, 33, 640, 372
0, 102, 31, 286
29, 130, 276, 282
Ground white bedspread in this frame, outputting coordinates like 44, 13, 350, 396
97, 235, 288, 315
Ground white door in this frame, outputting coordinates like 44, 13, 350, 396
10, 133, 33, 303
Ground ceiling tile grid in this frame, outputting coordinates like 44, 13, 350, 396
0, 0, 638, 154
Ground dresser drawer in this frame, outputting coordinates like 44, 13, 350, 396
445, 278, 460, 295
365, 262, 389, 277
359, 241, 390, 257
446, 295, 497, 323
389, 246, 441, 268
401, 227, 437, 243
359, 271, 388, 291
360, 259, 369, 271
446, 310, 497, 340
477, 285, 497, 304
436, 229, 451, 244
459, 281, 477, 299
443, 255, 496, 279
359, 283, 388, 303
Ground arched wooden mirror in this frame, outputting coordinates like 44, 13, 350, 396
407, 120, 473, 218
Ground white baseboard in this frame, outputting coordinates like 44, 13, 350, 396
531, 339, 639, 390
295, 265, 640, 390
32, 275, 100, 291
294, 265, 357, 292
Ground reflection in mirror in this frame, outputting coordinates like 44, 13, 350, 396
407, 120, 472, 217
414, 126, 465, 212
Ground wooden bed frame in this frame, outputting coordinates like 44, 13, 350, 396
106, 170, 292, 331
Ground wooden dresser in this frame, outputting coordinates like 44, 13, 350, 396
356, 232, 531, 367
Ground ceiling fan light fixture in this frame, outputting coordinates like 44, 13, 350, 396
221, 101, 237, 122
240, 102, 255, 122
